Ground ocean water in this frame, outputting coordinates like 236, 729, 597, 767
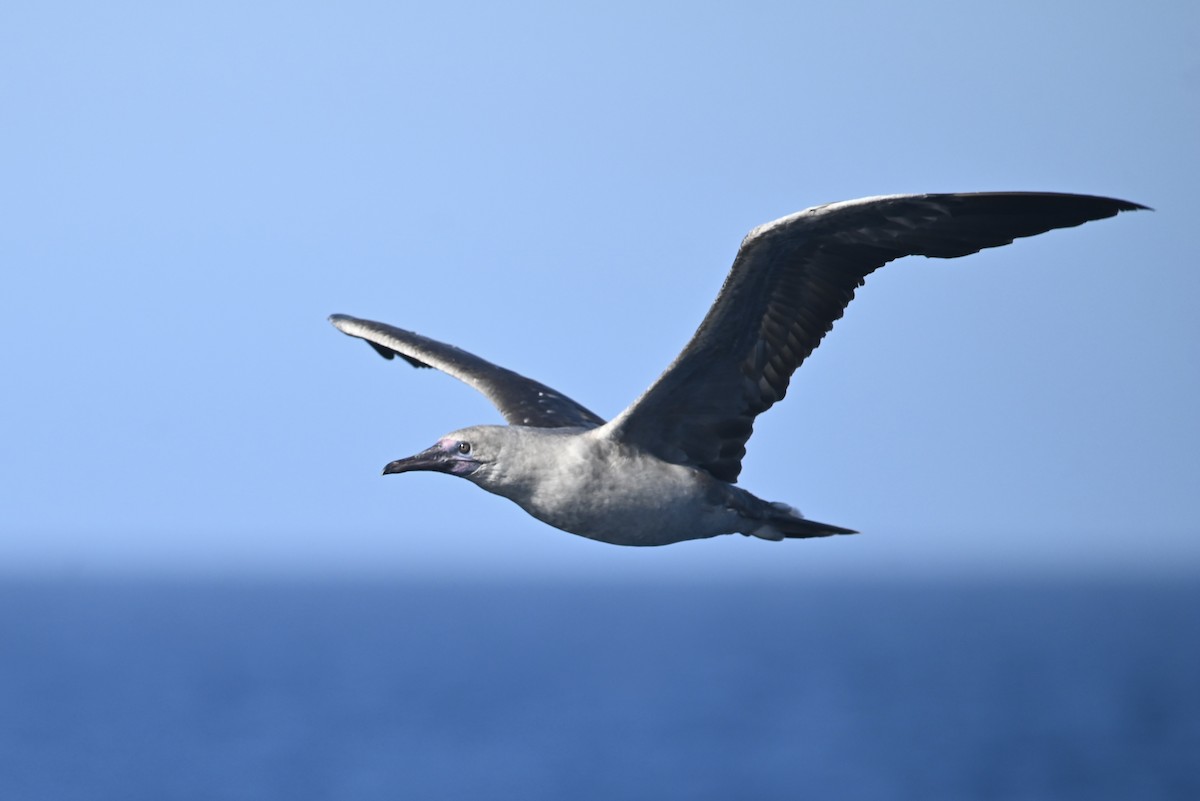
0, 578, 1196, 800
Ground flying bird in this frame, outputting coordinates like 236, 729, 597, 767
331, 192, 1145, 546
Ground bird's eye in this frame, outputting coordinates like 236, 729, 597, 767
457, 441, 471, 455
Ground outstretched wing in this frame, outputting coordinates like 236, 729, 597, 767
330, 314, 605, 429
605, 192, 1147, 482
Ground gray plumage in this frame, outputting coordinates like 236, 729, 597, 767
331, 192, 1146, 546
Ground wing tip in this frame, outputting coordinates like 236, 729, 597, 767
1116, 198, 1152, 213
1074, 194, 1150, 214
328, 313, 355, 332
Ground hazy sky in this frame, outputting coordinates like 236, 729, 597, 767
2, 1, 1196, 579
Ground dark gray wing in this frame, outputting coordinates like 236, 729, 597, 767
606, 192, 1147, 482
330, 314, 605, 429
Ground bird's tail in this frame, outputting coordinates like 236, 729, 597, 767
750, 502, 858, 541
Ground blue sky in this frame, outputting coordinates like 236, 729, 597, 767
2, 1, 1196, 579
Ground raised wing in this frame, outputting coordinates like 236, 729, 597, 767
330, 314, 605, 429
605, 192, 1147, 482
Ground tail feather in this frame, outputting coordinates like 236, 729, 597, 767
750, 502, 857, 541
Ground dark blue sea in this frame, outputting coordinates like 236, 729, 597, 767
1, 578, 1196, 800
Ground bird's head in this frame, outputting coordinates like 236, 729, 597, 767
381, 425, 508, 481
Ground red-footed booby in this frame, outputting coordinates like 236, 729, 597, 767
331, 192, 1145, 546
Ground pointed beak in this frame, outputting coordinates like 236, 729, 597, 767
382, 445, 454, 475
382, 442, 482, 477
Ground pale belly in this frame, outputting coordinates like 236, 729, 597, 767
514, 449, 744, 546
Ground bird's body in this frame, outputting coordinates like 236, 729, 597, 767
332, 192, 1145, 546
432, 424, 818, 545
462, 426, 733, 546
